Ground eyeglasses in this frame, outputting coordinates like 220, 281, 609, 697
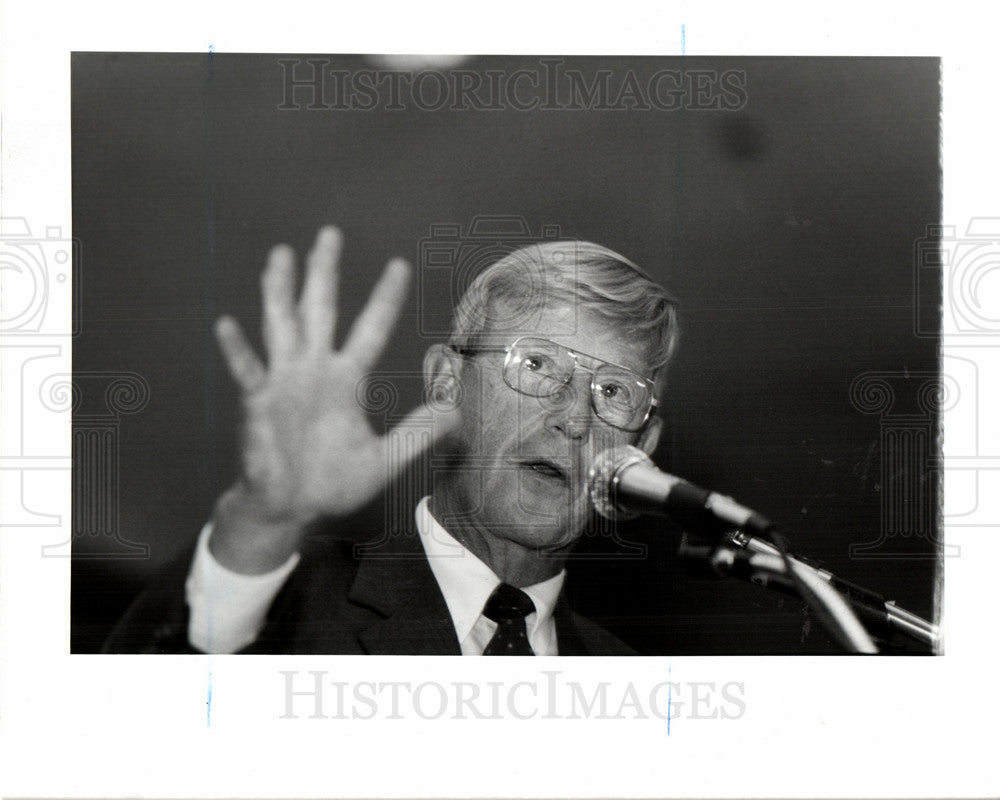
452, 336, 658, 432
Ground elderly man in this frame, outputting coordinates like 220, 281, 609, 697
107, 226, 679, 655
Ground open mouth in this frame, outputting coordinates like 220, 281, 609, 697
521, 459, 569, 481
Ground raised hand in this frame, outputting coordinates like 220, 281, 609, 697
209, 226, 453, 573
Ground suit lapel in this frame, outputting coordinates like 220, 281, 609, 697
553, 595, 590, 655
340, 503, 622, 656
347, 524, 462, 655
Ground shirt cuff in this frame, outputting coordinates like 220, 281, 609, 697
185, 521, 301, 653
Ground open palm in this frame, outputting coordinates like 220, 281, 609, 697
210, 227, 453, 571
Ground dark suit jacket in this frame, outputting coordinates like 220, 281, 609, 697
103, 515, 636, 656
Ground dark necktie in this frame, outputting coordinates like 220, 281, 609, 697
482, 583, 536, 655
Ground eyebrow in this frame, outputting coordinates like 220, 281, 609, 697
534, 338, 653, 382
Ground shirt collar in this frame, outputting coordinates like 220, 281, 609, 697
414, 496, 565, 644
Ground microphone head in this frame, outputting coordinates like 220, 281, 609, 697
587, 445, 653, 521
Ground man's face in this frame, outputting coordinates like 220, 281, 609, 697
441, 302, 660, 553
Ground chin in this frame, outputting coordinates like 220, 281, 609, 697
501, 525, 582, 554
494, 498, 588, 551
523, 484, 590, 538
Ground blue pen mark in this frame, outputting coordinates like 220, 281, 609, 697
206, 670, 213, 727
666, 660, 672, 735
681, 24, 686, 56
207, 43, 215, 82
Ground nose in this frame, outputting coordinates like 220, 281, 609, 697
542, 372, 596, 442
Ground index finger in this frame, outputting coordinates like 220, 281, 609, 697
342, 258, 411, 370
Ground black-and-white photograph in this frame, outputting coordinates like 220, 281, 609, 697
5, 1, 1000, 796
70, 53, 942, 657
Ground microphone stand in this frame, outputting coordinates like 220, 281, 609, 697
678, 531, 940, 653
586, 444, 939, 652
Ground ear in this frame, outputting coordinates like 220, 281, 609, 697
633, 414, 662, 457
423, 343, 464, 409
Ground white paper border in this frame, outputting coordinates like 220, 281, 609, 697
2, 2, 998, 798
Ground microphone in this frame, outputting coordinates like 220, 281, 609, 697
588, 447, 940, 650
587, 446, 774, 536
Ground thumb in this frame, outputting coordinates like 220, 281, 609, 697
379, 401, 461, 483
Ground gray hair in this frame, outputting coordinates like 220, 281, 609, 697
448, 240, 680, 393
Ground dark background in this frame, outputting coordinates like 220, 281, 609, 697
71, 54, 941, 654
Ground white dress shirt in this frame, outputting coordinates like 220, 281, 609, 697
414, 496, 564, 655
186, 496, 565, 655
185, 520, 300, 654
